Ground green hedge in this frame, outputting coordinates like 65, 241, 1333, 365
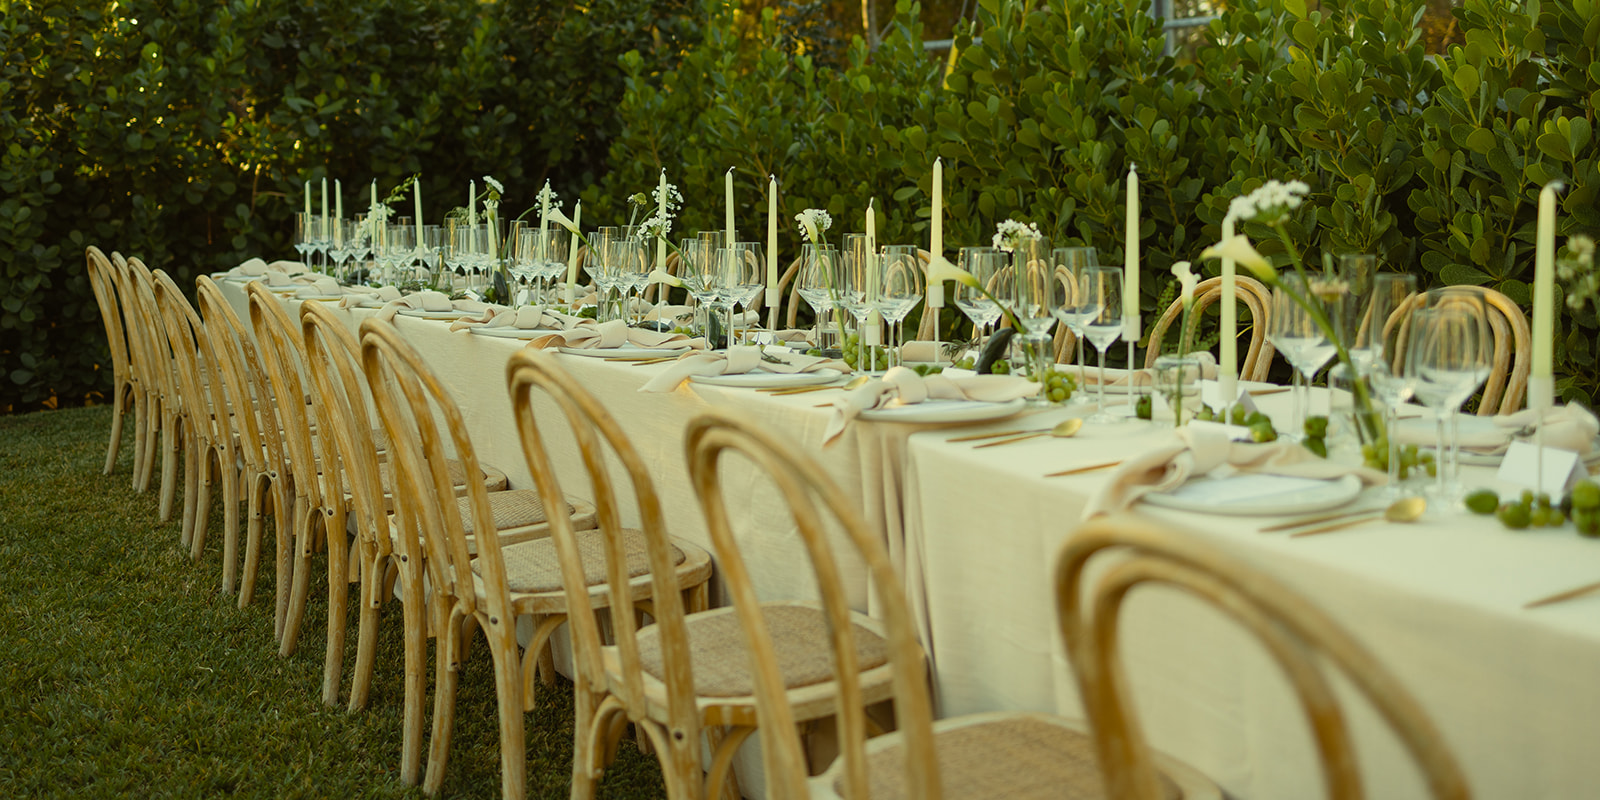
590, 0, 1598, 402
1, 0, 695, 412
7, 0, 1598, 411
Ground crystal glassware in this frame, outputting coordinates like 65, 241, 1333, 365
796, 243, 841, 350
1269, 274, 1338, 440
1050, 246, 1100, 404
1407, 291, 1492, 500
1078, 265, 1124, 424
878, 245, 924, 367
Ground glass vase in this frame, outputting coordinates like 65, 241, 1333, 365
1154, 354, 1203, 427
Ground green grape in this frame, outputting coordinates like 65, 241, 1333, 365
1135, 394, 1152, 420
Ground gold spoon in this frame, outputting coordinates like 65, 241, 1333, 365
768, 374, 871, 396
1289, 496, 1427, 537
974, 418, 1084, 449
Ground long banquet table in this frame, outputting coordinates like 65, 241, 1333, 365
225, 284, 1600, 798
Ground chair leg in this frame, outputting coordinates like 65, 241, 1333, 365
189, 445, 214, 561
705, 726, 752, 800
162, 418, 184, 526
423, 608, 465, 796
274, 495, 306, 642
239, 475, 269, 608
347, 553, 383, 712
569, 684, 611, 800
135, 396, 159, 493
488, 628, 527, 800
279, 509, 319, 657
399, 570, 427, 785
219, 465, 243, 595
104, 389, 127, 475
321, 508, 350, 707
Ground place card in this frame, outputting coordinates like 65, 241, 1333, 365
1199, 380, 1258, 416
1187, 420, 1254, 441
1496, 441, 1587, 496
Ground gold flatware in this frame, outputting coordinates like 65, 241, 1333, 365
629, 356, 681, 366
1043, 460, 1122, 478
1259, 507, 1384, 533
973, 419, 1084, 449
767, 374, 871, 396
1289, 497, 1426, 537
1524, 579, 1600, 609
1247, 386, 1291, 396
946, 428, 1035, 443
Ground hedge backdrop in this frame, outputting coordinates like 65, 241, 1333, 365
4, 0, 1597, 413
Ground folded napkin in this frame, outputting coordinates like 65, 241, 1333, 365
899, 341, 951, 363
339, 285, 403, 309
1075, 351, 1219, 388
375, 292, 489, 322
294, 277, 343, 298
1083, 425, 1385, 518
824, 365, 1040, 443
1394, 404, 1599, 455
447, 305, 591, 333
269, 260, 309, 275
640, 346, 848, 392
526, 319, 704, 352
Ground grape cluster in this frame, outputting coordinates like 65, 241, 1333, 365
1191, 404, 1278, 442
949, 356, 1013, 374
840, 334, 889, 370
1029, 367, 1076, 404
1360, 441, 1436, 478
1470, 481, 1600, 536
909, 363, 946, 377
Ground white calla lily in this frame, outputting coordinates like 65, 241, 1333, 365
545, 206, 581, 235
1170, 261, 1198, 308
1200, 235, 1275, 284
925, 255, 981, 289
646, 269, 684, 288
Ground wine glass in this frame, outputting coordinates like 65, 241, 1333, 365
1078, 266, 1124, 424
878, 245, 924, 367
1050, 247, 1100, 403
841, 233, 882, 371
1365, 272, 1420, 494
1335, 253, 1379, 371
293, 212, 316, 265
954, 246, 1004, 348
722, 243, 766, 344
386, 224, 416, 287
536, 229, 569, 306
680, 238, 724, 341
1269, 274, 1338, 440
418, 224, 442, 289
796, 243, 841, 350
1009, 244, 1056, 389
1407, 291, 1492, 499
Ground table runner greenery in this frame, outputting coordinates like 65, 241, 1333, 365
4, 0, 1596, 413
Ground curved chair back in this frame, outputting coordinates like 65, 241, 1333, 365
125, 259, 176, 420
1056, 514, 1470, 800
85, 247, 134, 408
196, 277, 269, 478
685, 408, 939, 800
1387, 286, 1528, 415
152, 270, 228, 450
505, 349, 701, 746
1144, 275, 1276, 382
248, 282, 334, 522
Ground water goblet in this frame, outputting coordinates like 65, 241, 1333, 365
1078, 266, 1125, 424
878, 245, 924, 366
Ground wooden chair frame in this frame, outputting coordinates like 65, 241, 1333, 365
1056, 514, 1471, 800
684, 409, 930, 800
124, 258, 185, 520
1386, 287, 1529, 415
505, 350, 719, 800
1144, 275, 1276, 382
85, 246, 141, 476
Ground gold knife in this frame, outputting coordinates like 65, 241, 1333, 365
1525, 579, 1600, 609
1043, 461, 1122, 478
1259, 507, 1383, 533
1288, 513, 1385, 537
974, 432, 1050, 449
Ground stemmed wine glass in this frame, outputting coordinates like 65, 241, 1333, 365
1009, 242, 1056, 392
841, 233, 883, 371
878, 246, 924, 367
1366, 272, 1420, 495
1269, 274, 1338, 440
326, 219, 353, 283
418, 225, 442, 289
293, 212, 316, 266
796, 243, 841, 350
586, 227, 619, 319
1050, 247, 1099, 402
1078, 266, 1125, 424
1407, 290, 1492, 499
536, 231, 568, 306
953, 246, 1004, 350
721, 243, 766, 345
680, 238, 724, 340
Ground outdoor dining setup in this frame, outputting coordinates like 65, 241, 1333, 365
75, 146, 1600, 800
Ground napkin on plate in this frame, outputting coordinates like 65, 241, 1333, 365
293, 277, 343, 298
448, 305, 591, 333
823, 365, 1039, 443
899, 341, 953, 363
339, 285, 403, 309
526, 319, 704, 352
1082, 424, 1385, 518
375, 292, 488, 322
640, 346, 847, 392
1395, 404, 1600, 455
1075, 351, 1219, 388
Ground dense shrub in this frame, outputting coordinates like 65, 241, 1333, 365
1, 0, 694, 412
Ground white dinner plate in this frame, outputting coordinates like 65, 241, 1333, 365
557, 346, 691, 358
1141, 473, 1364, 516
288, 294, 345, 302
469, 326, 551, 339
690, 371, 839, 389
858, 398, 1028, 424
397, 308, 472, 320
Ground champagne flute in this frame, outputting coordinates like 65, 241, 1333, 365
1079, 266, 1124, 424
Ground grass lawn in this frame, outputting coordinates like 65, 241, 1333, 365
0, 404, 667, 799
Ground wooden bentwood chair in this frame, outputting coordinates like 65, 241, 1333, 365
1144, 275, 1277, 382
84, 246, 142, 477
1058, 514, 1470, 799
1386, 286, 1529, 415
683, 409, 1208, 799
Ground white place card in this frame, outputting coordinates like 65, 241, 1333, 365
1199, 380, 1258, 416
1496, 441, 1587, 496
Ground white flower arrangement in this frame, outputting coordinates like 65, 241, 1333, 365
638, 212, 673, 242
653, 182, 684, 214
1224, 179, 1310, 226
991, 219, 1043, 253
481, 174, 503, 216
795, 208, 833, 244
1559, 234, 1599, 312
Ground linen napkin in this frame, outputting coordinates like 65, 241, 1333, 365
639, 346, 848, 392
339, 285, 403, 309
1082, 424, 1385, 518
899, 341, 950, 363
1076, 351, 1219, 388
447, 305, 590, 333
1394, 404, 1599, 455
823, 365, 1040, 443
525, 319, 704, 352
293, 277, 343, 298
375, 292, 489, 322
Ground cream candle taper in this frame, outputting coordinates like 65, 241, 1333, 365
468, 180, 476, 228
656, 170, 668, 270
335, 179, 342, 221
766, 174, 779, 311
1219, 215, 1238, 403
929, 158, 944, 308
369, 180, 377, 215
1124, 163, 1140, 338
565, 200, 582, 303
725, 167, 735, 244
304, 181, 312, 222
320, 178, 328, 231
1531, 180, 1562, 409
413, 177, 423, 244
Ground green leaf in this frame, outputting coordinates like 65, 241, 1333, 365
1440, 263, 1492, 285
1537, 131, 1573, 162
1464, 128, 1496, 154
1453, 64, 1480, 98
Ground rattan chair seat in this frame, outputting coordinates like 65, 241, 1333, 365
481, 527, 683, 595
637, 604, 889, 698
